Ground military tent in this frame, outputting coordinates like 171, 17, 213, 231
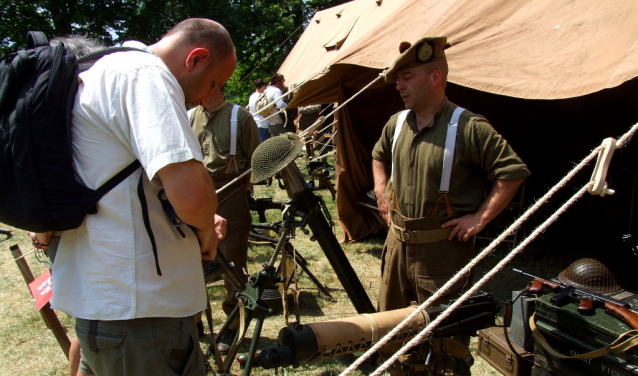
278, 0, 638, 243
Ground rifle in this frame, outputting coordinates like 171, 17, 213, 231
513, 268, 638, 329
248, 197, 284, 223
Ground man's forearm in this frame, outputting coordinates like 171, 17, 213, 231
157, 160, 218, 231
476, 178, 525, 226
372, 159, 389, 196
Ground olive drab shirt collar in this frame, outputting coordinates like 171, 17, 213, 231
406, 97, 449, 133
204, 99, 228, 118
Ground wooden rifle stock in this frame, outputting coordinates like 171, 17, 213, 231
605, 302, 638, 330
528, 278, 558, 295
577, 297, 594, 314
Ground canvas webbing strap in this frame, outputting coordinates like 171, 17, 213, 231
223, 104, 241, 175
230, 104, 240, 156
440, 106, 465, 193
390, 110, 410, 183
361, 314, 379, 343
430, 107, 465, 216
223, 299, 247, 371
391, 223, 452, 244
530, 312, 638, 359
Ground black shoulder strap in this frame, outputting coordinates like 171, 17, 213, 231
137, 172, 162, 276
27, 31, 49, 49
94, 160, 142, 198
77, 46, 147, 65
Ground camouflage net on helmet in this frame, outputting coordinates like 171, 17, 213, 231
557, 258, 622, 295
251, 133, 303, 184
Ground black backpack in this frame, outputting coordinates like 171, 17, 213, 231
0, 31, 141, 233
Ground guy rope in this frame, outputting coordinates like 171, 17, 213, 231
340, 121, 638, 376
216, 70, 387, 195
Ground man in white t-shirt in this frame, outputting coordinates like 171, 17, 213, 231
51, 18, 236, 376
263, 73, 288, 137
247, 78, 269, 142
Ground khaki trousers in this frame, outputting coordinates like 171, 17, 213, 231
377, 211, 474, 368
215, 182, 251, 327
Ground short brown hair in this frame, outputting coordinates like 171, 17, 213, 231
270, 73, 284, 85
254, 78, 266, 89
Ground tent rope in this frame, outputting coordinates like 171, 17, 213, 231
309, 149, 335, 162
250, 68, 330, 119
369, 183, 591, 376
299, 71, 386, 138
225, 12, 313, 99
217, 70, 387, 195
313, 130, 336, 157
340, 120, 638, 376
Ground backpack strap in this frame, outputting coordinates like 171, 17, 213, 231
93, 160, 141, 200
27, 31, 49, 49
137, 171, 162, 276
390, 110, 410, 183
77, 47, 147, 65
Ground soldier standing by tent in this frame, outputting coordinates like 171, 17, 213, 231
190, 84, 260, 354
371, 36, 530, 370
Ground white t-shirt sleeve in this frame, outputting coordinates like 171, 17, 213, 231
116, 66, 203, 186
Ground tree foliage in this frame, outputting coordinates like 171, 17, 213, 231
1, 0, 349, 105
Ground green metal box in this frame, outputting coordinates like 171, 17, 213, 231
531, 292, 638, 376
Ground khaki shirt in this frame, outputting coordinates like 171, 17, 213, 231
190, 100, 261, 180
372, 98, 530, 219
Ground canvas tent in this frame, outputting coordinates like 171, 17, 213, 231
279, 0, 638, 242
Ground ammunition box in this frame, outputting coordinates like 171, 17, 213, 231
478, 326, 533, 376
532, 292, 638, 376
511, 291, 536, 351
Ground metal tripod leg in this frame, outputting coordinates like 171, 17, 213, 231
293, 249, 334, 300
242, 311, 266, 376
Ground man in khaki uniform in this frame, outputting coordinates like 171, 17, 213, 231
371, 36, 530, 368
190, 85, 260, 353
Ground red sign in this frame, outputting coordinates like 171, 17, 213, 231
28, 269, 53, 311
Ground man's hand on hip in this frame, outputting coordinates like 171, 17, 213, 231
441, 213, 485, 242
376, 194, 391, 227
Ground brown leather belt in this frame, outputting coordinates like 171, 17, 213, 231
391, 223, 452, 244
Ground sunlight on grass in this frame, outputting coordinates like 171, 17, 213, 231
0, 155, 557, 375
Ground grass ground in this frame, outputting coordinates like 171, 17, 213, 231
0, 155, 568, 376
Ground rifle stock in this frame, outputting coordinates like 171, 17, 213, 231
605, 302, 638, 330
514, 268, 638, 329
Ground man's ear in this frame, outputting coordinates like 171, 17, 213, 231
431, 69, 443, 88
185, 48, 211, 72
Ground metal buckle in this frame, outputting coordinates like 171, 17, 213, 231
404, 231, 410, 243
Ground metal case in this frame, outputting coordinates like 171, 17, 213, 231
478, 326, 533, 376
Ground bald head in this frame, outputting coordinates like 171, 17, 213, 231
163, 18, 234, 68
152, 18, 237, 106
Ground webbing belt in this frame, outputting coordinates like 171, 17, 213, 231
391, 224, 452, 244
